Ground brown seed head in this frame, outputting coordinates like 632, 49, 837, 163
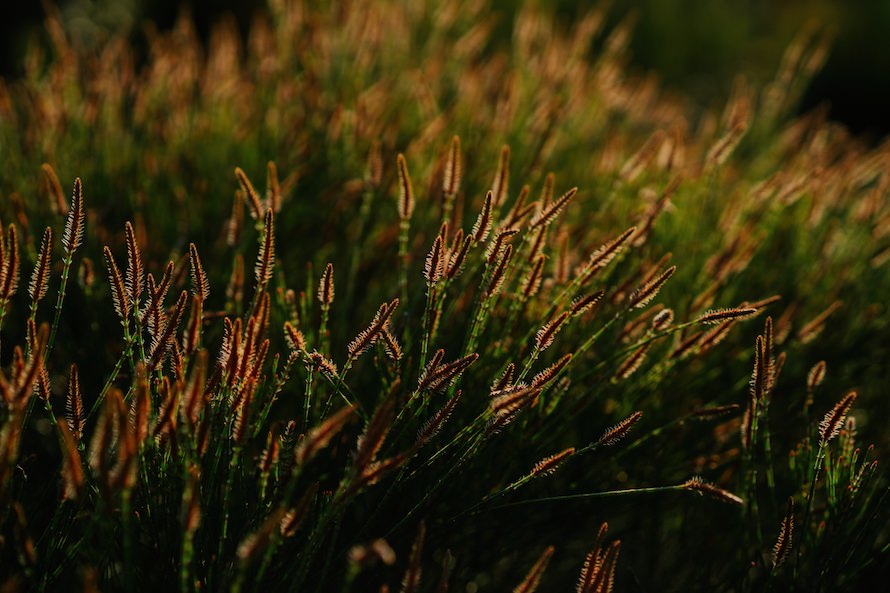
266, 161, 281, 213
807, 361, 826, 392
772, 497, 794, 570
628, 265, 676, 309
472, 191, 494, 243
235, 167, 263, 219
397, 153, 415, 220
424, 235, 444, 286
819, 391, 857, 443
318, 263, 334, 307
682, 476, 744, 505
597, 411, 643, 446
66, 364, 84, 443
443, 135, 462, 196
529, 448, 575, 478
531, 354, 572, 389
103, 246, 129, 322
485, 244, 513, 298
1, 225, 20, 301
255, 209, 276, 285
62, 178, 85, 254
28, 227, 52, 305
513, 545, 555, 593
529, 187, 577, 230
189, 243, 210, 302
535, 312, 569, 352
697, 307, 757, 325
41, 163, 67, 215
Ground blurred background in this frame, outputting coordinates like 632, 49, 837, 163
3, 0, 890, 139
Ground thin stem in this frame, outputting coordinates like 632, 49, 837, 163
398, 219, 410, 308
218, 445, 242, 567
303, 367, 314, 431
796, 440, 827, 578
122, 488, 136, 593
46, 252, 75, 362
487, 483, 687, 511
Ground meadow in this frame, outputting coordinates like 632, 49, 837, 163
0, 1, 887, 591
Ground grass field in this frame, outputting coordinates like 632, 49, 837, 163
0, 1, 887, 591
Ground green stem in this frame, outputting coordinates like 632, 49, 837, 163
796, 440, 827, 578
122, 488, 136, 593
345, 187, 375, 312
218, 445, 243, 568
302, 367, 314, 431
46, 252, 75, 363
418, 283, 438, 380
487, 483, 687, 511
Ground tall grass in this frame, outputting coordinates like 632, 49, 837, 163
0, 1, 887, 591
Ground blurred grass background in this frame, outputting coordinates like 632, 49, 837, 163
3, 0, 889, 137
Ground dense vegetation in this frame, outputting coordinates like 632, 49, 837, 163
0, 1, 887, 591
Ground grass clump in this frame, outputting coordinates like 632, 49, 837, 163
0, 1, 887, 591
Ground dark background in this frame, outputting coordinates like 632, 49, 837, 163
3, 0, 890, 139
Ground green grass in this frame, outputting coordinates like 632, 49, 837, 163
0, 1, 887, 591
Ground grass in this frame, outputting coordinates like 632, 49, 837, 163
0, 1, 888, 591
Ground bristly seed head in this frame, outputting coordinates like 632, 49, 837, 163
597, 411, 642, 446
125, 222, 144, 309
535, 312, 569, 352
628, 265, 676, 309
424, 235, 444, 286
819, 391, 857, 443
485, 244, 513, 298
28, 227, 52, 305
103, 246, 129, 323
529, 448, 575, 478
255, 209, 275, 286
529, 187, 577, 230
189, 243, 210, 303
772, 497, 794, 570
62, 178, 85, 255
472, 191, 494, 243
697, 307, 757, 325
682, 476, 744, 505
318, 263, 334, 307
571, 290, 605, 317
